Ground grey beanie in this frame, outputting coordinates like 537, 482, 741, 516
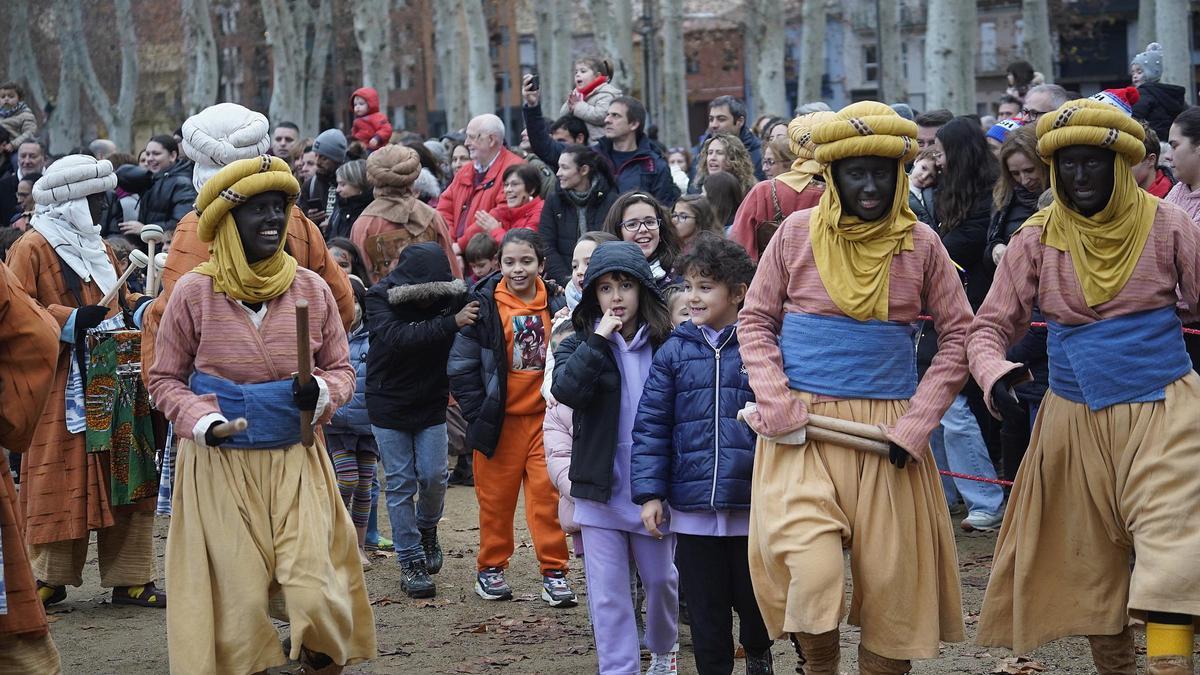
1132, 43, 1164, 83
313, 128, 348, 164
889, 103, 915, 121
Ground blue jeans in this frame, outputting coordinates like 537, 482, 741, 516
365, 471, 381, 547
930, 394, 1005, 515
372, 424, 449, 564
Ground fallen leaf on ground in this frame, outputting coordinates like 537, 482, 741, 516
992, 656, 1047, 674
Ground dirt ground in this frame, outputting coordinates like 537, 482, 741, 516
46, 483, 1131, 674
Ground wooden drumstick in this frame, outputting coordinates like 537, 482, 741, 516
807, 413, 891, 443
210, 417, 248, 439
99, 249, 149, 307
295, 300, 314, 447
140, 224, 165, 296
805, 426, 891, 455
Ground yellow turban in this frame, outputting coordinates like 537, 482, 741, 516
776, 111, 836, 195
806, 102, 920, 321
193, 155, 300, 303
1024, 98, 1156, 307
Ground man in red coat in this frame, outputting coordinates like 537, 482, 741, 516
437, 114, 525, 252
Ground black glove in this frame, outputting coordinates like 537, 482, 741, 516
990, 370, 1029, 424
292, 375, 320, 412
73, 305, 109, 342
889, 441, 910, 469
203, 420, 225, 448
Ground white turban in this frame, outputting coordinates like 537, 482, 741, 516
30, 155, 119, 295
181, 102, 271, 192
32, 154, 117, 206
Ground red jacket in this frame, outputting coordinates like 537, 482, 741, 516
458, 197, 544, 247
350, 87, 393, 150
1146, 168, 1175, 199
440, 146, 526, 249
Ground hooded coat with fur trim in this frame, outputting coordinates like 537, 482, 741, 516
350, 87, 394, 150
364, 242, 467, 430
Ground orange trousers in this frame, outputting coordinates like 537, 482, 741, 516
474, 412, 569, 575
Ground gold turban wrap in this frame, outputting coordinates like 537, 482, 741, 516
1025, 98, 1156, 307
806, 102, 921, 321
777, 111, 836, 195
193, 155, 300, 303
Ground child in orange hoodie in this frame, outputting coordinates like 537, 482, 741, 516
448, 229, 575, 607
350, 87, 394, 151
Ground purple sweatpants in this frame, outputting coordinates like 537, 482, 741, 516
580, 525, 679, 675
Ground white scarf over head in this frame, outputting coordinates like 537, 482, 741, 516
30, 155, 119, 296
181, 102, 271, 192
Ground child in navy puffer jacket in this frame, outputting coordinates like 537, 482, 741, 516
631, 233, 774, 675
326, 276, 377, 569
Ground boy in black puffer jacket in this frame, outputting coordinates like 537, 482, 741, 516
365, 242, 474, 599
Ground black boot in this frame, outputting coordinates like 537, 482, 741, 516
400, 558, 436, 598
419, 526, 444, 574
746, 647, 774, 675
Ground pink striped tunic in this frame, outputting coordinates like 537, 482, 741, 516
969, 202, 1200, 409
147, 267, 355, 439
738, 208, 974, 453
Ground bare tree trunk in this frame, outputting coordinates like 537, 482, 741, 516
1156, 0, 1193, 103
535, 0, 571, 119
48, 1, 83, 155
877, 0, 905, 102
587, 0, 635, 93
924, 0, 973, 113
60, 0, 139, 152
182, 0, 219, 116
799, 0, 826, 104
658, 0, 689, 149
744, 0, 788, 119
1138, 0, 1157, 53
960, 0, 978, 113
462, 0, 495, 117
260, 0, 333, 134
432, 1, 467, 132
5, 0, 47, 114
1021, 0, 1054, 84
352, 0, 395, 95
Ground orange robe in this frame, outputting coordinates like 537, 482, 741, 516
5, 231, 145, 546
0, 262, 59, 638
140, 207, 355, 381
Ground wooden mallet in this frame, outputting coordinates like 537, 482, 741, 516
140, 224, 165, 296
295, 300, 315, 447
99, 249, 149, 307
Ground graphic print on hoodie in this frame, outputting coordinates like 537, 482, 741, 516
511, 315, 547, 371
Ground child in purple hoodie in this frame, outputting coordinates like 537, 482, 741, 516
551, 241, 679, 675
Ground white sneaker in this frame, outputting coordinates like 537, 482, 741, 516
961, 510, 1004, 532
645, 644, 679, 674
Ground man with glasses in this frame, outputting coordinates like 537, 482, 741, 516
437, 113, 525, 252
1019, 84, 1070, 124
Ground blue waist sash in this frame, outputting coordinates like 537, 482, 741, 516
780, 313, 917, 400
1047, 305, 1191, 411
190, 372, 301, 449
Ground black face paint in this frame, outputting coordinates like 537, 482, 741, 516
832, 156, 897, 222
231, 191, 287, 264
86, 192, 106, 225
1055, 145, 1116, 217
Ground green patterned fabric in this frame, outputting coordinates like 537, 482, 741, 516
85, 331, 158, 506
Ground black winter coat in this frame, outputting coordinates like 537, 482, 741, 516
365, 242, 468, 431
327, 191, 373, 241
936, 192, 994, 310
539, 174, 619, 284
138, 159, 196, 230
985, 187, 1039, 268
551, 331, 626, 503
447, 273, 567, 457
1132, 81, 1188, 142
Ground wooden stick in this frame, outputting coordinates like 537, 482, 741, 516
210, 417, 248, 439
99, 250, 148, 307
806, 426, 890, 455
296, 300, 314, 447
808, 414, 890, 443
140, 225, 164, 297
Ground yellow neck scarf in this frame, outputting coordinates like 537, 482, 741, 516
191, 156, 300, 303
776, 157, 822, 195
808, 160, 917, 321
1024, 157, 1157, 307
777, 111, 836, 195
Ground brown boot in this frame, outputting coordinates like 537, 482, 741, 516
1148, 655, 1194, 675
857, 644, 911, 674
1087, 627, 1137, 675
792, 629, 840, 675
